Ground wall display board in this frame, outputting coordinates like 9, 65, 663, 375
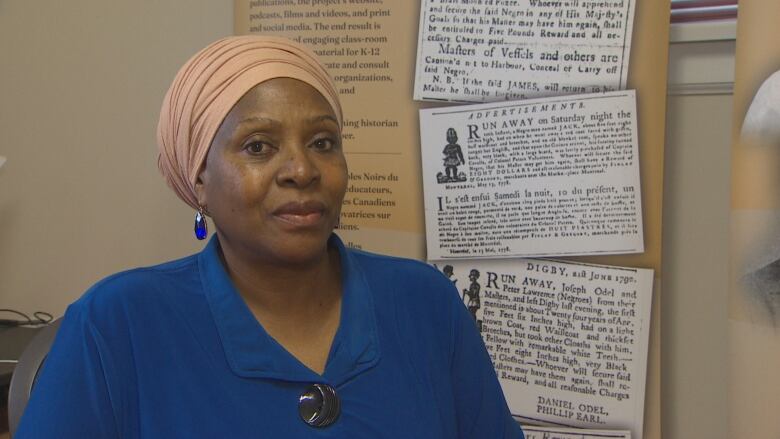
433, 259, 652, 438
421, 91, 643, 260
234, 2, 669, 438
413, 0, 636, 102
729, 1, 780, 438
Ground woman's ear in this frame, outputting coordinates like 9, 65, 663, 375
194, 167, 209, 209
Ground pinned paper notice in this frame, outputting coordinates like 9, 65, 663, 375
433, 258, 653, 439
521, 425, 631, 439
413, 0, 637, 103
420, 90, 644, 260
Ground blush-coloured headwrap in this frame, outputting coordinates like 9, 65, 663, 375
156, 35, 343, 210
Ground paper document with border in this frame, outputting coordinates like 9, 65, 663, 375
413, 0, 636, 102
521, 425, 631, 439
421, 90, 643, 260
433, 258, 652, 439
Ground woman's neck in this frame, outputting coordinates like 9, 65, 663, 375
215, 234, 344, 374
217, 238, 342, 317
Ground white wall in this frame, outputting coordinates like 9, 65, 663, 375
0, 2, 233, 314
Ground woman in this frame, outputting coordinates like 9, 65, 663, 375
15, 36, 523, 438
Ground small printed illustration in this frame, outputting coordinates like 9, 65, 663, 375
436, 128, 467, 183
442, 264, 457, 287
462, 269, 482, 333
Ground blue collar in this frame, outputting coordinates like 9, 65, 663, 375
198, 234, 380, 385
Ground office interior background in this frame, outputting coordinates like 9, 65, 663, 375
0, 1, 759, 438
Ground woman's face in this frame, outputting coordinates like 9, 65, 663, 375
196, 78, 347, 265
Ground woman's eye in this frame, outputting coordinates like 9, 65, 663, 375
312, 138, 336, 151
244, 141, 270, 155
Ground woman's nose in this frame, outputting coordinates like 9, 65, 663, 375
276, 145, 321, 187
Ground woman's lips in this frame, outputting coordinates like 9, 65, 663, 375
273, 201, 327, 227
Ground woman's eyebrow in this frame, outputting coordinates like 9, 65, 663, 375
237, 116, 280, 126
236, 115, 338, 126
308, 114, 339, 125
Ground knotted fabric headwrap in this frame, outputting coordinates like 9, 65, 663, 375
157, 35, 343, 209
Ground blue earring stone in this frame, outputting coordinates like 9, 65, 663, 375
194, 210, 208, 240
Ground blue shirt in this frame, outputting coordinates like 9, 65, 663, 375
16, 235, 523, 438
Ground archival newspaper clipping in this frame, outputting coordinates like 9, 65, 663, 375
414, 0, 636, 102
421, 90, 643, 259
522, 425, 631, 439
434, 259, 652, 438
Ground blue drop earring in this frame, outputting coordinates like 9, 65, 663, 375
194, 206, 208, 240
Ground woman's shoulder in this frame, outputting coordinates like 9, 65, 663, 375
344, 247, 459, 305
70, 253, 202, 321
347, 247, 447, 283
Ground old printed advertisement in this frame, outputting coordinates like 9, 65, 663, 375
434, 258, 652, 439
421, 90, 643, 260
522, 425, 630, 439
414, 0, 635, 102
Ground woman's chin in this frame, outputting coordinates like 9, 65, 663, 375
262, 232, 334, 267
215, 219, 337, 268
